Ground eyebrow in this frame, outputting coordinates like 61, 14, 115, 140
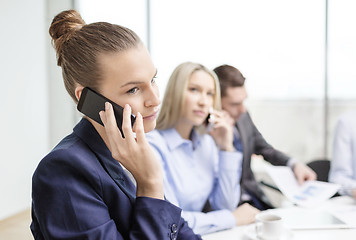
120, 69, 157, 88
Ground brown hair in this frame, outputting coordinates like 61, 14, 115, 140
49, 10, 141, 102
213, 64, 246, 97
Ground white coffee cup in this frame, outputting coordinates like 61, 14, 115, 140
255, 212, 284, 240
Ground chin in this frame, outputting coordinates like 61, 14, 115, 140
196, 119, 205, 126
143, 122, 156, 133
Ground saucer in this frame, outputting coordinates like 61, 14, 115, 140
244, 225, 293, 240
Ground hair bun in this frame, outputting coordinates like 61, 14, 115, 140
49, 10, 85, 66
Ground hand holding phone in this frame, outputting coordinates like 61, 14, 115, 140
77, 87, 136, 137
205, 107, 215, 132
207, 109, 236, 151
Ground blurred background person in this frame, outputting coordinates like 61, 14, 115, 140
213, 64, 317, 210
147, 62, 259, 235
329, 111, 356, 199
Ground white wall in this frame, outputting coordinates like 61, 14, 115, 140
0, 0, 48, 220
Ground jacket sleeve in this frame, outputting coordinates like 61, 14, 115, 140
131, 198, 202, 240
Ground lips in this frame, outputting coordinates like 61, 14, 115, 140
193, 110, 207, 117
143, 110, 159, 120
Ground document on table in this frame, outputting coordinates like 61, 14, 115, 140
266, 166, 340, 207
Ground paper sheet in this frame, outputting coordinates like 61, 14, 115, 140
266, 166, 340, 207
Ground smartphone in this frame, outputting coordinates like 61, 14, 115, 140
204, 114, 211, 126
77, 87, 136, 138
205, 112, 215, 132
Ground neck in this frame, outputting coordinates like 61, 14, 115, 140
174, 120, 193, 140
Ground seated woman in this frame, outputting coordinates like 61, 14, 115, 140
31, 10, 200, 240
146, 62, 259, 235
329, 110, 356, 199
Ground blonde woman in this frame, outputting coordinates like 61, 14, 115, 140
146, 62, 259, 235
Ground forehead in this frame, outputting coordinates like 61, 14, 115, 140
98, 45, 155, 86
189, 70, 215, 89
225, 86, 247, 102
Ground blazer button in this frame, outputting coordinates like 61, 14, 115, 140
170, 233, 177, 240
171, 223, 178, 233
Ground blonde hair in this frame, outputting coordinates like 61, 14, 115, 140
156, 62, 221, 130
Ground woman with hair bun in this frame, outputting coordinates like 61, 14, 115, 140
31, 10, 200, 240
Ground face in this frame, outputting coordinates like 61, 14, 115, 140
221, 86, 247, 122
180, 70, 215, 127
96, 44, 160, 132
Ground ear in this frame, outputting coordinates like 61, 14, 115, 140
75, 85, 84, 101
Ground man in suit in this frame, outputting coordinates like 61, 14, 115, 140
213, 64, 317, 210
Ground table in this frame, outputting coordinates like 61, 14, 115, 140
202, 196, 356, 240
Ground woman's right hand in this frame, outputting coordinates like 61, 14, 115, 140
99, 102, 164, 200
208, 110, 235, 152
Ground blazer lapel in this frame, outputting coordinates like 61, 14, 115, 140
236, 113, 249, 161
74, 118, 136, 204
94, 151, 136, 202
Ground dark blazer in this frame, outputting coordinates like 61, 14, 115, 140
236, 112, 290, 208
31, 118, 200, 240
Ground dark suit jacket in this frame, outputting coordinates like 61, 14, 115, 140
236, 112, 290, 208
31, 118, 200, 240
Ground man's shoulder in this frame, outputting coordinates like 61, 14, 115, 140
236, 112, 256, 133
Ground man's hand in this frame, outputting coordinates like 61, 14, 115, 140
293, 162, 317, 185
232, 203, 260, 226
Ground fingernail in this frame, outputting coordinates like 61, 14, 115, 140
105, 102, 110, 110
125, 104, 131, 110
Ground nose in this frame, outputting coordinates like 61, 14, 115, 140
144, 84, 160, 108
198, 92, 210, 106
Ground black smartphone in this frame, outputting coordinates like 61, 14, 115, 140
204, 113, 211, 125
77, 87, 136, 138
204, 113, 214, 132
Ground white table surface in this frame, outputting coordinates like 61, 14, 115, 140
202, 196, 356, 240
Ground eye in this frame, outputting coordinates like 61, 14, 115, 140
207, 91, 215, 97
127, 87, 138, 94
151, 77, 157, 85
189, 87, 198, 92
